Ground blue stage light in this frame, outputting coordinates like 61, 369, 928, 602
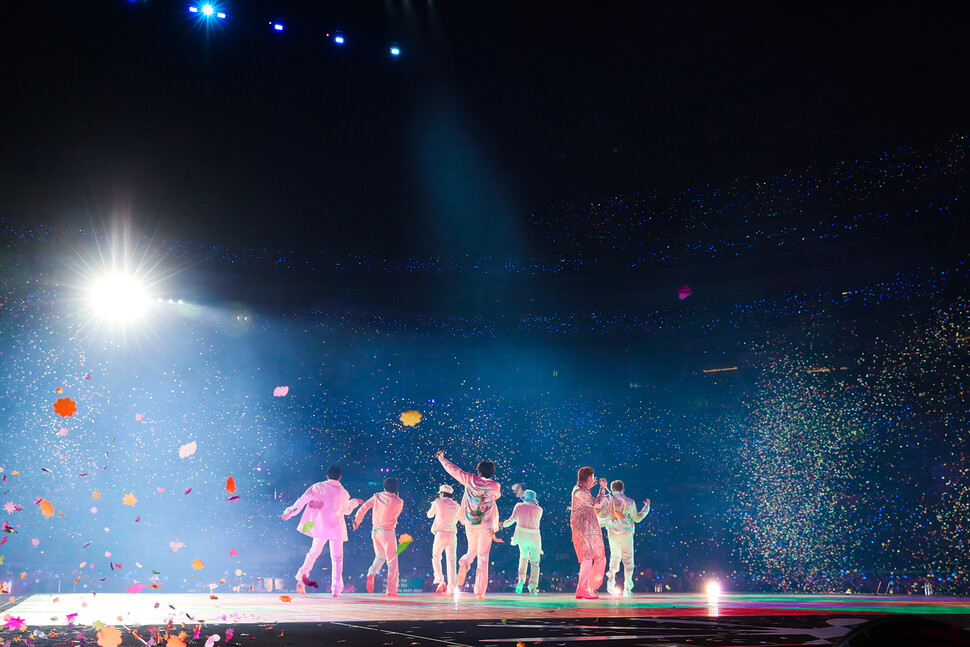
389, 43, 401, 56
189, 3, 226, 19
333, 31, 345, 45
270, 21, 284, 31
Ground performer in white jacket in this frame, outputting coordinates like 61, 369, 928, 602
500, 489, 543, 595
435, 450, 501, 599
354, 477, 405, 596
599, 480, 650, 597
427, 484, 461, 594
281, 465, 362, 596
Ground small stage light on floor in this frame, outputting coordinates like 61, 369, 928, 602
389, 43, 401, 56
332, 31, 345, 45
270, 21, 284, 32
706, 581, 721, 598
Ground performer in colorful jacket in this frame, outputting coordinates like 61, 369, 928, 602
500, 489, 543, 595
427, 484, 461, 593
599, 480, 650, 596
354, 477, 406, 596
435, 450, 501, 599
281, 465, 362, 596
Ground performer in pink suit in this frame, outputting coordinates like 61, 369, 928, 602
435, 450, 501, 599
354, 478, 405, 596
570, 466, 609, 600
281, 465, 362, 596
427, 484, 461, 594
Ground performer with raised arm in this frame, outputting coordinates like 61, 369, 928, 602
427, 484, 461, 594
500, 489, 543, 595
435, 450, 501, 599
354, 477, 405, 596
281, 465, 362, 597
570, 466, 609, 600
600, 480, 651, 596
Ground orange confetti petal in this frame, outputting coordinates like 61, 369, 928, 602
191, 559, 205, 570
96, 625, 123, 647
226, 476, 236, 494
40, 499, 55, 518
53, 397, 77, 418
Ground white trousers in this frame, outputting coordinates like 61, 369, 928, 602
297, 537, 344, 594
459, 525, 494, 596
516, 542, 541, 590
366, 528, 399, 594
432, 530, 457, 591
606, 531, 635, 592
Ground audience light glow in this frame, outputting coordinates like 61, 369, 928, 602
89, 274, 150, 323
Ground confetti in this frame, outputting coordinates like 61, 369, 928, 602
53, 397, 77, 418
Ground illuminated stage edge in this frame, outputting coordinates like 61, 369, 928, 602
6, 592, 970, 626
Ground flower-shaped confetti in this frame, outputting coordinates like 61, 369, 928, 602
96, 625, 123, 647
399, 410, 422, 427
178, 442, 197, 459
53, 398, 77, 418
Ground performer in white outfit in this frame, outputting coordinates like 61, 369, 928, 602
281, 465, 362, 596
427, 484, 461, 594
500, 489, 543, 595
599, 480, 650, 596
354, 478, 405, 596
435, 450, 501, 599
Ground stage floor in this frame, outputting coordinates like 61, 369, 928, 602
3, 593, 970, 646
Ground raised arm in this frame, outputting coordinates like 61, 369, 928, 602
592, 479, 609, 511
436, 452, 476, 489
426, 500, 438, 519
634, 499, 651, 523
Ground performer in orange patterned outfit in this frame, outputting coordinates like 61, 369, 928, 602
570, 466, 609, 600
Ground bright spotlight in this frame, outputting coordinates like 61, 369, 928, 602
389, 43, 401, 56
201, 3, 214, 16
89, 274, 150, 322
270, 21, 284, 31
706, 581, 721, 598
189, 5, 198, 12
333, 31, 345, 45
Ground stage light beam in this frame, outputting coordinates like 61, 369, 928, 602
89, 274, 150, 323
